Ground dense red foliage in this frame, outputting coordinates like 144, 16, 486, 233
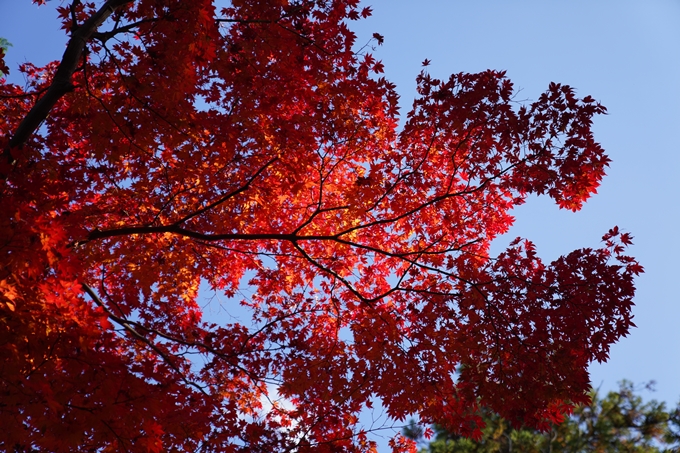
0, 1, 641, 452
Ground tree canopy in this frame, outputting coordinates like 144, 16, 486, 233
407, 381, 680, 453
0, 1, 641, 452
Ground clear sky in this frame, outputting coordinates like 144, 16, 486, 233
2, 0, 679, 443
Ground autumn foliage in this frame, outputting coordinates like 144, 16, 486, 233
0, 1, 641, 452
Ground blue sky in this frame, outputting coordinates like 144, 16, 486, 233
2, 0, 679, 440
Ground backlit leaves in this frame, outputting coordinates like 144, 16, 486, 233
0, 1, 639, 452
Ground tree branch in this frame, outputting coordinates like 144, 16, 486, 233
81, 282, 209, 395
3, 0, 134, 168
91, 18, 158, 43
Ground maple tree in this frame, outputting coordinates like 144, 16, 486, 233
0, 0, 642, 452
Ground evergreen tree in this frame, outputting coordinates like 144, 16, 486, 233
408, 382, 678, 453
